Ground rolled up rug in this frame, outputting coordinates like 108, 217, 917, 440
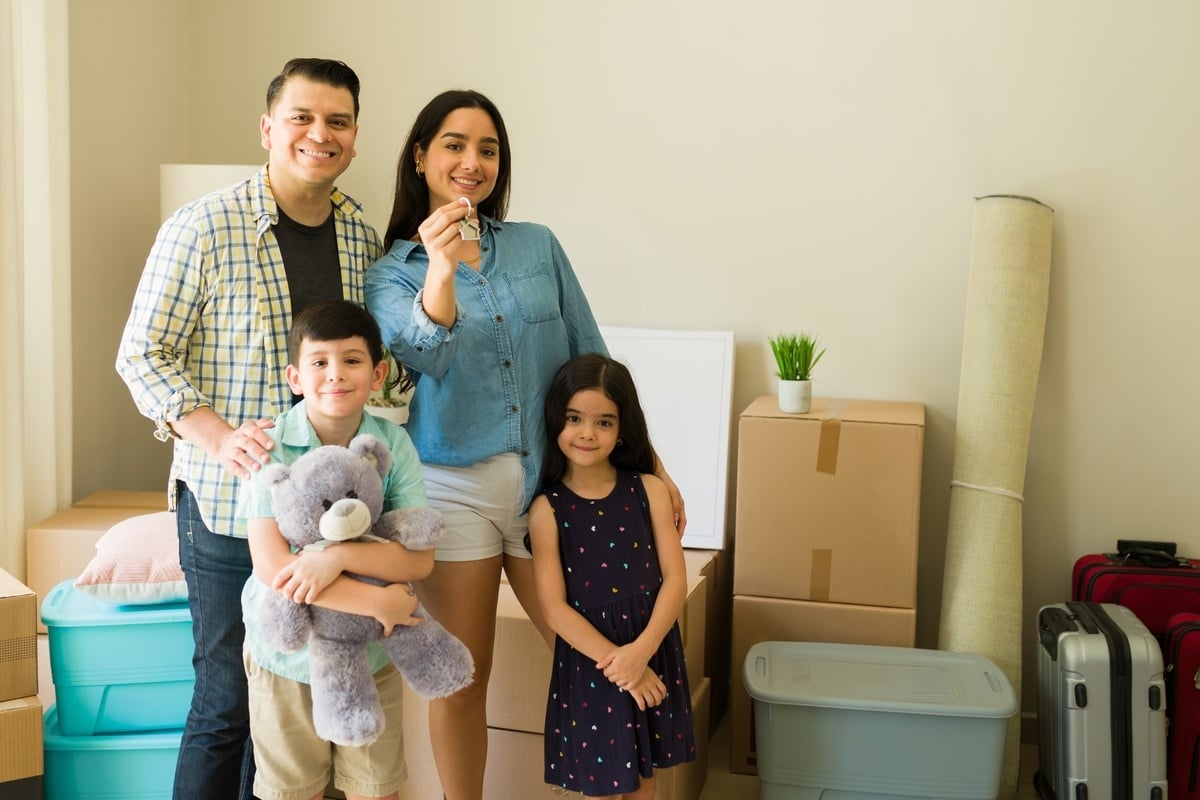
938, 194, 1053, 798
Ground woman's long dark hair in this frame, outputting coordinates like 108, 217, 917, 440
540, 353, 656, 489
383, 89, 512, 249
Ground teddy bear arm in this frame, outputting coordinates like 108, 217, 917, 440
373, 507, 446, 552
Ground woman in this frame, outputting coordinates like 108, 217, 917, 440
364, 89, 684, 800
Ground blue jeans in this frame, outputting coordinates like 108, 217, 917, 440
174, 481, 257, 800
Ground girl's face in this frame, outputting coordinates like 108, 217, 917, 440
558, 389, 621, 470
415, 107, 500, 211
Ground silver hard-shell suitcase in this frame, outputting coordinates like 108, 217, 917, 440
1035, 601, 1168, 800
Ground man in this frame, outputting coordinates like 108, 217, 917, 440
116, 58, 382, 800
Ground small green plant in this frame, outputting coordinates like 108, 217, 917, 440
769, 332, 825, 381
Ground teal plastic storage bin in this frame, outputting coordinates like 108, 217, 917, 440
743, 641, 1016, 799
43, 704, 181, 800
41, 580, 193, 735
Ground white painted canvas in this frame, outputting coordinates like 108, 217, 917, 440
598, 326, 735, 550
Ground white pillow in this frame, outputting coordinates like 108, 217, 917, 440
74, 511, 187, 604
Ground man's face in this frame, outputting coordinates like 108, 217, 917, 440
260, 77, 358, 192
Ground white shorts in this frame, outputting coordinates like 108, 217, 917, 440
422, 453, 531, 561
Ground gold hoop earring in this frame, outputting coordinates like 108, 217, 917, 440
415, 160, 425, 176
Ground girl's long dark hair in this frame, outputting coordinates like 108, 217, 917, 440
383, 89, 512, 249
541, 353, 655, 489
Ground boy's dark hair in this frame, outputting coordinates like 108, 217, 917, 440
384, 89, 512, 248
288, 301, 385, 366
267, 58, 362, 120
540, 353, 656, 489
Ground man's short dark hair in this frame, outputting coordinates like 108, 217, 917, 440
266, 58, 362, 120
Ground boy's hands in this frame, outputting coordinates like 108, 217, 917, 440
376, 583, 423, 637
272, 547, 342, 605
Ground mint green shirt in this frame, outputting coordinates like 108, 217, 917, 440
239, 400, 427, 683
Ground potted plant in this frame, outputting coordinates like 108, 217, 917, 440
769, 332, 825, 413
365, 348, 409, 425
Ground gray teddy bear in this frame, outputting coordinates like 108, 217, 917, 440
258, 433, 474, 746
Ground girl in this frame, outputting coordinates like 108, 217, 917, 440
528, 353, 696, 799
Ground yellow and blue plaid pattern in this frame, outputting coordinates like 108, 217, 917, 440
116, 166, 383, 535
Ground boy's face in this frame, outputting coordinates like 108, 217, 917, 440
285, 336, 385, 423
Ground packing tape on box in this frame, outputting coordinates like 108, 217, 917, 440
814, 398, 848, 475
810, 548, 833, 602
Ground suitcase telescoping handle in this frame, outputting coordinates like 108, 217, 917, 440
1038, 606, 1079, 661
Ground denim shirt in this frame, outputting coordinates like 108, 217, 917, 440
365, 217, 607, 510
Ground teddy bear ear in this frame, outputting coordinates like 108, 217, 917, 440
349, 434, 392, 479
262, 462, 290, 487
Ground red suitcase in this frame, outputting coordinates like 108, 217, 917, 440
1073, 542, 1200, 643
1167, 612, 1200, 799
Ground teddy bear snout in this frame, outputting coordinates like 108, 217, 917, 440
318, 498, 373, 542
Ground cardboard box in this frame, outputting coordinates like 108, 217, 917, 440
488, 574, 708, 734
26, 506, 159, 633
733, 395, 924, 608
684, 547, 731, 732
0, 696, 43, 800
0, 570, 37, 703
728, 593, 917, 775
74, 490, 168, 510
483, 677, 711, 800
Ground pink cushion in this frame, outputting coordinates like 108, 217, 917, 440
74, 511, 186, 604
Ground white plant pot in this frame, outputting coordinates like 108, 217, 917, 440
778, 379, 812, 414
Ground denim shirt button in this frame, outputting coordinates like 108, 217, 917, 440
510, 405, 518, 413
503, 360, 512, 368
495, 315, 503, 322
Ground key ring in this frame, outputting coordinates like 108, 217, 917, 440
458, 198, 481, 241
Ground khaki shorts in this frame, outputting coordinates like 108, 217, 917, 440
423, 453, 531, 561
244, 649, 407, 800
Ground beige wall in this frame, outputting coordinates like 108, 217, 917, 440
70, 0, 1200, 716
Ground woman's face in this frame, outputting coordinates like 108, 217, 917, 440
415, 107, 501, 211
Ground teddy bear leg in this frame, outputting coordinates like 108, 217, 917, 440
308, 639, 385, 747
381, 609, 475, 699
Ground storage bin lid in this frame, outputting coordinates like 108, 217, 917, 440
43, 704, 184, 748
41, 580, 191, 626
743, 641, 1016, 718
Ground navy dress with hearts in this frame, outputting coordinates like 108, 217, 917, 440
541, 470, 696, 796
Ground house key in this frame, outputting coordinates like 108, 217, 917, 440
459, 198, 481, 241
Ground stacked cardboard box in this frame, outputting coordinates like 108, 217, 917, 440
729, 395, 925, 774
0, 569, 43, 800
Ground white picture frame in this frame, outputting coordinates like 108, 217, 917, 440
599, 326, 735, 550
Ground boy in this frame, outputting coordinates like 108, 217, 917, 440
240, 300, 428, 800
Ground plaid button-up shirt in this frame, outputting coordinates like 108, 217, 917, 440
116, 166, 383, 535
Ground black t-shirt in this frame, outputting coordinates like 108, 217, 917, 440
275, 205, 342, 404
